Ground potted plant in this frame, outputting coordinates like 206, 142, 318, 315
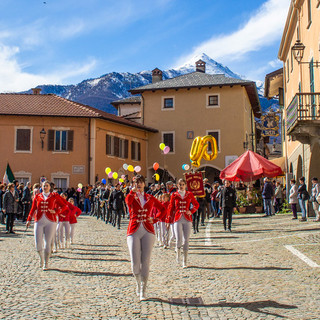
236, 192, 250, 213
251, 189, 263, 213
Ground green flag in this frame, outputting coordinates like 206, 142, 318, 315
3, 163, 15, 184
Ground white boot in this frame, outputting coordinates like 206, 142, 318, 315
37, 251, 44, 268
43, 251, 51, 271
140, 276, 148, 301
176, 248, 181, 263
182, 251, 188, 269
134, 274, 141, 297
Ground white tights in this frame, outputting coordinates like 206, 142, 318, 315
58, 221, 70, 246
173, 216, 192, 252
70, 224, 76, 243
34, 215, 57, 253
127, 224, 155, 278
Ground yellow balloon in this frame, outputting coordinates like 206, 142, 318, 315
105, 167, 111, 174
78, 183, 83, 189
112, 172, 118, 179
119, 178, 124, 183
128, 165, 134, 172
154, 173, 160, 181
190, 135, 218, 167
159, 143, 166, 151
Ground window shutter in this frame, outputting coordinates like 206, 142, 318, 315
16, 129, 31, 151
114, 137, 120, 157
106, 135, 110, 155
67, 130, 74, 151
124, 139, 129, 158
48, 130, 54, 151
131, 141, 135, 160
137, 142, 141, 161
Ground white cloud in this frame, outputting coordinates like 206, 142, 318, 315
0, 44, 96, 92
175, 0, 291, 65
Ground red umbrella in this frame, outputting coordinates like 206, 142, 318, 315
220, 150, 283, 182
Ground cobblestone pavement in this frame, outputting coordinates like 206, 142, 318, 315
0, 213, 319, 320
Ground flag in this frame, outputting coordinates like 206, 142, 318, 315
3, 163, 15, 184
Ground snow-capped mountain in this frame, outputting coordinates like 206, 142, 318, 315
23, 53, 277, 115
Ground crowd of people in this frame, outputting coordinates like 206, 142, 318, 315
0, 174, 319, 300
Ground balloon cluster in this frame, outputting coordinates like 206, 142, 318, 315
77, 183, 83, 192
153, 162, 160, 181
159, 143, 170, 154
122, 163, 141, 173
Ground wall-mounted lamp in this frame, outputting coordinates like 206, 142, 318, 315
40, 128, 46, 150
292, 39, 320, 67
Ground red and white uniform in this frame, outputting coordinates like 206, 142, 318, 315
126, 190, 165, 297
167, 191, 199, 224
68, 202, 82, 224
125, 190, 165, 236
27, 192, 67, 223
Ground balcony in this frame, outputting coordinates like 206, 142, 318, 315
286, 93, 320, 144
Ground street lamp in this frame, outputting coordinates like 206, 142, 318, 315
40, 128, 46, 150
291, 39, 305, 63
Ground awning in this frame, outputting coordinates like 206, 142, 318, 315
269, 157, 286, 173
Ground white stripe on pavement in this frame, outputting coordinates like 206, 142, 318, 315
285, 245, 320, 268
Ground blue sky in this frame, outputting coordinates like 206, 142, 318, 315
0, 0, 290, 91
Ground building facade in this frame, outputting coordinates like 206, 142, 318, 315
266, 0, 320, 189
126, 60, 261, 182
0, 92, 156, 188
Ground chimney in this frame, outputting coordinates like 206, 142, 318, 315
31, 88, 42, 95
152, 68, 163, 83
195, 59, 206, 73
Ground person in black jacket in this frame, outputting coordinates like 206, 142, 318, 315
297, 176, 309, 221
22, 182, 32, 222
3, 183, 19, 233
109, 184, 126, 229
219, 180, 237, 232
0, 184, 5, 224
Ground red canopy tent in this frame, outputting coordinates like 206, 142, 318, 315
219, 150, 283, 182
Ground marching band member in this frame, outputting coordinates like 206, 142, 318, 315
167, 179, 199, 268
67, 198, 82, 245
160, 193, 170, 248
58, 193, 71, 248
126, 175, 165, 301
26, 181, 67, 270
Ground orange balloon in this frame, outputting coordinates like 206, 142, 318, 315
153, 162, 159, 171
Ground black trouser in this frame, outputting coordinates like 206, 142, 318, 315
222, 207, 233, 230
106, 206, 112, 224
6, 212, 14, 232
90, 200, 95, 215
22, 203, 30, 222
192, 210, 200, 233
205, 200, 212, 219
113, 209, 123, 228
199, 203, 206, 224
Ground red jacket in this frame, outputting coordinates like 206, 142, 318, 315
166, 191, 199, 224
125, 190, 165, 236
68, 202, 82, 224
159, 201, 169, 222
27, 192, 68, 223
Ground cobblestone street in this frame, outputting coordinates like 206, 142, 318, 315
1, 214, 319, 320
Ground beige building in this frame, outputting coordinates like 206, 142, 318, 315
117, 60, 261, 182
265, 0, 320, 189
0, 91, 156, 188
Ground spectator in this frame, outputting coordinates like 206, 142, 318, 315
262, 177, 274, 217
274, 181, 283, 213
289, 179, 298, 220
22, 182, 32, 222
3, 183, 19, 234
0, 184, 5, 224
297, 177, 309, 222
311, 177, 320, 222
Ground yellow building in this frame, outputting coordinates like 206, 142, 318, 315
0, 90, 156, 188
123, 60, 261, 182
265, 0, 320, 188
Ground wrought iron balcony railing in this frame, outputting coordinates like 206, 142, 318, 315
287, 92, 320, 132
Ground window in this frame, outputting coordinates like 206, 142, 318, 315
55, 130, 67, 151
48, 129, 73, 152
106, 135, 128, 158
286, 59, 290, 82
15, 128, 32, 152
162, 132, 175, 153
206, 93, 220, 108
291, 49, 294, 72
16, 177, 30, 185
307, 0, 312, 27
317, 0, 320, 8
208, 95, 219, 106
207, 130, 220, 152
131, 141, 141, 161
162, 96, 175, 110
53, 178, 68, 190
